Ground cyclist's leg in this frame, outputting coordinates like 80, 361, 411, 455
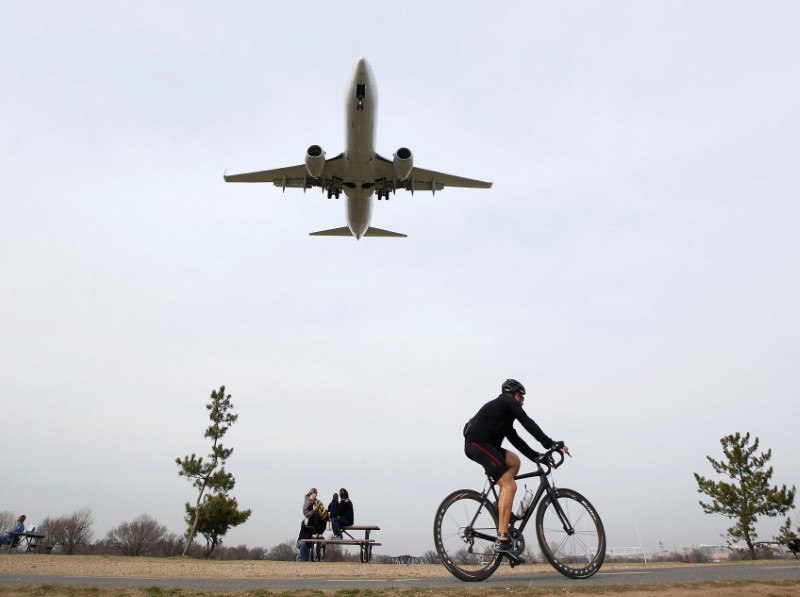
496, 450, 520, 539
465, 441, 519, 540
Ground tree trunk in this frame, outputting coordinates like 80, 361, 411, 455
745, 534, 757, 560
182, 493, 205, 557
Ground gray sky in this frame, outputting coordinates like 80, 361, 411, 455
2, 1, 798, 557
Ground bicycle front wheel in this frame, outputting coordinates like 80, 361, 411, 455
536, 487, 605, 579
433, 489, 501, 582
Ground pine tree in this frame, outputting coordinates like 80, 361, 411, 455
775, 516, 799, 556
185, 493, 251, 558
176, 385, 249, 557
694, 432, 795, 559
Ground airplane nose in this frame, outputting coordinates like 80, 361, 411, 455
355, 57, 371, 75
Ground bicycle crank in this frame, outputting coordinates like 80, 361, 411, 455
507, 528, 526, 557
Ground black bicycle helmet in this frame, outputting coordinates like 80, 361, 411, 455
502, 378, 526, 395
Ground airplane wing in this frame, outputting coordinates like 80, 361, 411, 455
374, 154, 492, 194
224, 154, 345, 191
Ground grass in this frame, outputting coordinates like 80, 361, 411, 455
2, 580, 800, 597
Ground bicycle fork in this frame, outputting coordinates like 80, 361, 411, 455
546, 486, 576, 536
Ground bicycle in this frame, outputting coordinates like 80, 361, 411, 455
433, 446, 606, 581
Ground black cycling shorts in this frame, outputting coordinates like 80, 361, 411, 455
465, 441, 508, 481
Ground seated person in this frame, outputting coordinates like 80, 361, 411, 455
0, 515, 26, 545
295, 520, 314, 562
330, 488, 353, 540
328, 492, 340, 518
302, 487, 328, 537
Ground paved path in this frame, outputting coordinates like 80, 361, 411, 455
1, 560, 799, 591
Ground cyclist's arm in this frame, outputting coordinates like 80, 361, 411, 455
506, 427, 543, 462
514, 406, 555, 450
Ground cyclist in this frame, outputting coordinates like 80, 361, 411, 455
463, 379, 568, 559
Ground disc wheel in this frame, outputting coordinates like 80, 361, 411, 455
433, 489, 501, 582
536, 487, 605, 579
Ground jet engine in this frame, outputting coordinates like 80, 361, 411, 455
304, 145, 326, 178
392, 147, 413, 180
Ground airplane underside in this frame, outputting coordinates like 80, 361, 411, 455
223, 57, 491, 239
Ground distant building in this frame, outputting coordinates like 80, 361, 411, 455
697, 544, 736, 561
392, 555, 424, 564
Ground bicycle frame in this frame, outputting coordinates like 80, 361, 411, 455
435, 446, 604, 581
466, 451, 574, 544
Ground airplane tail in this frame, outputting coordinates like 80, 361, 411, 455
364, 227, 406, 238
309, 227, 353, 237
309, 226, 407, 238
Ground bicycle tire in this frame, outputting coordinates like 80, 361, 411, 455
433, 489, 501, 582
536, 487, 605, 579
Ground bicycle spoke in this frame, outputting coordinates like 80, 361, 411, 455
536, 488, 605, 579
433, 489, 501, 582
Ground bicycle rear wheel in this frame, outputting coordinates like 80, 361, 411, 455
536, 487, 605, 579
433, 489, 501, 582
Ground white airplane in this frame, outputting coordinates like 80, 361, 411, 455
224, 57, 492, 239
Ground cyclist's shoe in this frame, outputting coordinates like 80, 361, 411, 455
494, 538, 523, 565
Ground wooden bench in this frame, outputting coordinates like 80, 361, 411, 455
2, 531, 49, 554
27, 543, 54, 554
304, 525, 381, 563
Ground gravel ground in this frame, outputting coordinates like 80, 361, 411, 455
2, 555, 799, 597
0, 554, 499, 578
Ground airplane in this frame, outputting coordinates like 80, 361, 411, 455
224, 57, 492, 239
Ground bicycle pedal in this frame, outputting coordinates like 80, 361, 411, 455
503, 551, 523, 566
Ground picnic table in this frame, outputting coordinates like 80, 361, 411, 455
3, 531, 52, 554
304, 525, 381, 563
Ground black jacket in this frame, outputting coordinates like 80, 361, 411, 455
464, 393, 554, 461
337, 498, 354, 526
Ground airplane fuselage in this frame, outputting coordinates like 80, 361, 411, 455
343, 57, 378, 238
223, 57, 492, 239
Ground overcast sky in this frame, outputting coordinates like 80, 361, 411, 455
2, 1, 798, 558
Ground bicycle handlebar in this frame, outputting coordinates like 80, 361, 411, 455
543, 448, 566, 468
515, 446, 568, 480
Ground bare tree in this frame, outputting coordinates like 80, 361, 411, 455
523, 542, 542, 563
0, 511, 16, 534
212, 544, 266, 560
152, 533, 186, 557
266, 540, 297, 561
321, 542, 346, 562
106, 514, 168, 556
40, 507, 95, 554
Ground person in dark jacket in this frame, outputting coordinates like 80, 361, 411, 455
330, 488, 353, 539
327, 493, 340, 518
464, 379, 567, 560
295, 520, 314, 561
